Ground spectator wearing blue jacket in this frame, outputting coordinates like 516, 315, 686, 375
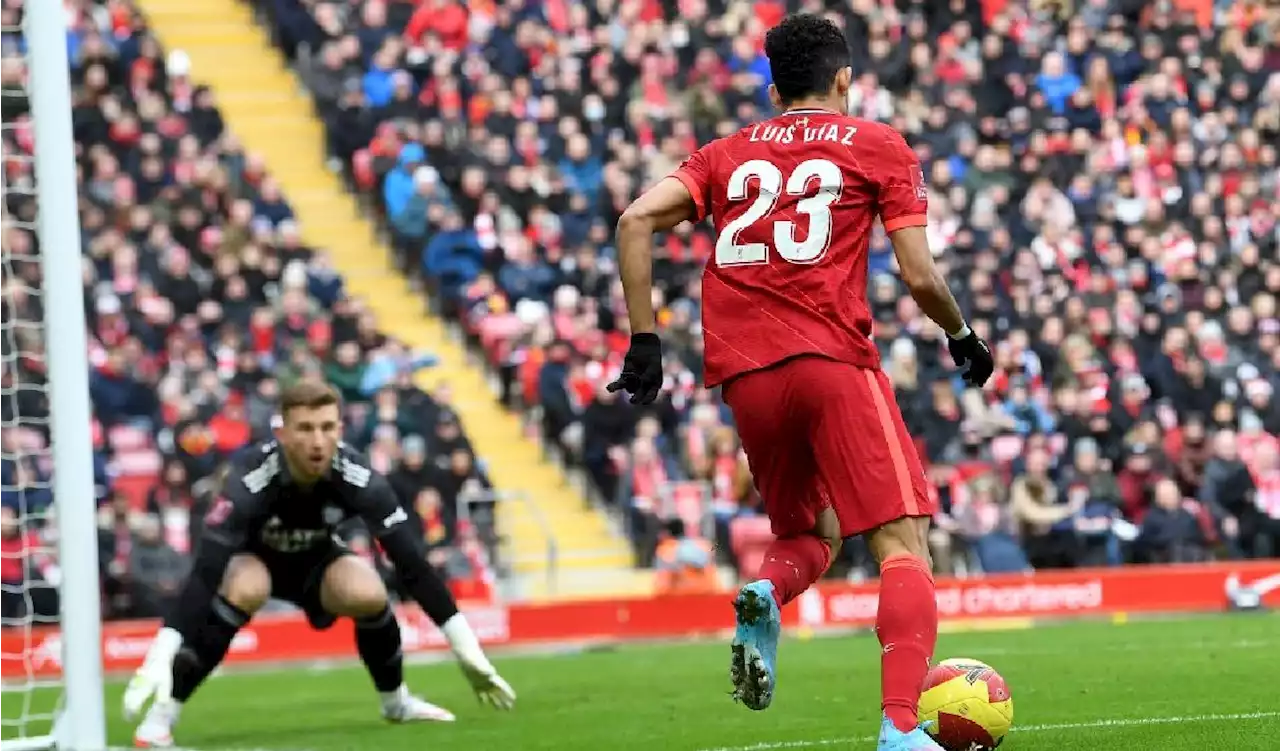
359, 341, 439, 397
560, 193, 594, 249
306, 253, 345, 309
384, 142, 425, 221
498, 238, 555, 304
1035, 52, 1082, 115
89, 343, 158, 427
557, 134, 603, 206
1001, 379, 1056, 436
361, 47, 400, 109
726, 34, 773, 109
422, 211, 483, 302
253, 177, 295, 227
391, 166, 454, 249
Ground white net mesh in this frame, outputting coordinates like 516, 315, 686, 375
1, 2, 69, 744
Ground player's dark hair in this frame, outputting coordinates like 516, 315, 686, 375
764, 14, 851, 104
279, 379, 341, 417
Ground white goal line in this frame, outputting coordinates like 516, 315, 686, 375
695, 711, 1280, 751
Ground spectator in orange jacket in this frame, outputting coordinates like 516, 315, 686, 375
654, 518, 717, 596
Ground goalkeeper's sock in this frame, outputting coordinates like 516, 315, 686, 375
356, 605, 404, 693
876, 554, 937, 733
379, 684, 409, 711
441, 613, 493, 672
172, 595, 249, 702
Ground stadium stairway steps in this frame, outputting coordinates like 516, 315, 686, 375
136, 0, 639, 598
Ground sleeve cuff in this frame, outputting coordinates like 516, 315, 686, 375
882, 214, 928, 233
671, 171, 706, 221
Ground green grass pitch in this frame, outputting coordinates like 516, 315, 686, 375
5, 612, 1279, 750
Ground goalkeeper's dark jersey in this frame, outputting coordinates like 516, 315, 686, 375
165, 440, 435, 636
201, 440, 406, 557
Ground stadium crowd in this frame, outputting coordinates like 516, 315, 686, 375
259, 0, 1280, 576
0, 0, 495, 623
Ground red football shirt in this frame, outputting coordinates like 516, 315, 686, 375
672, 109, 928, 388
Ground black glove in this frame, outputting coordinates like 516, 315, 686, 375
947, 328, 995, 388
606, 333, 664, 405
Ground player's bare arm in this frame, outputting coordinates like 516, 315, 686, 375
888, 225, 966, 336
616, 177, 699, 335
608, 176, 699, 404
889, 225, 995, 387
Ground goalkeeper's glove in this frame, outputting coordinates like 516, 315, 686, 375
606, 332, 664, 405
123, 626, 182, 720
946, 325, 995, 388
441, 613, 516, 710
459, 660, 517, 710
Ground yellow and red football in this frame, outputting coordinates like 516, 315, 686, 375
918, 657, 1014, 750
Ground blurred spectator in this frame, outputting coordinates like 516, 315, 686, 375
1139, 479, 1208, 564
954, 476, 1030, 575
618, 436, 669, 567
1116, 443, 1163, 522
146, 459, 199, 555
389, 434, 434, 506
1011, 448, 1083, 569
1058, 438, 1124, 566
128, 514, 189, 618
97, 492, 139, 617
1200, 430, 1254, 556
654, 518, 717, 595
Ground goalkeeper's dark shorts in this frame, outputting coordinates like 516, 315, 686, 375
257, 540, 352, 631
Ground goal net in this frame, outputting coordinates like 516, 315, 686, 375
2, 2, 106, 749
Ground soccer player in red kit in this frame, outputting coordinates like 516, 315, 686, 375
606, 14, 994, 751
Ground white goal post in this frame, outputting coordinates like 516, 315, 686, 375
2, 1, 107, 749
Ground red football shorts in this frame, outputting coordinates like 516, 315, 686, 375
722, 355, 934, 538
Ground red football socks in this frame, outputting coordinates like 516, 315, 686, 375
877, 553, 938, 733
757, 535, 831, 607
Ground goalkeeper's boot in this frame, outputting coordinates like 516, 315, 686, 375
133, 698, 180, 748
730, 579, 781, 711
876, 714, 945, 751
380, 684, 457, 723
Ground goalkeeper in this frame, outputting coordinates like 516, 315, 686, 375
124, 380, 515, 747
